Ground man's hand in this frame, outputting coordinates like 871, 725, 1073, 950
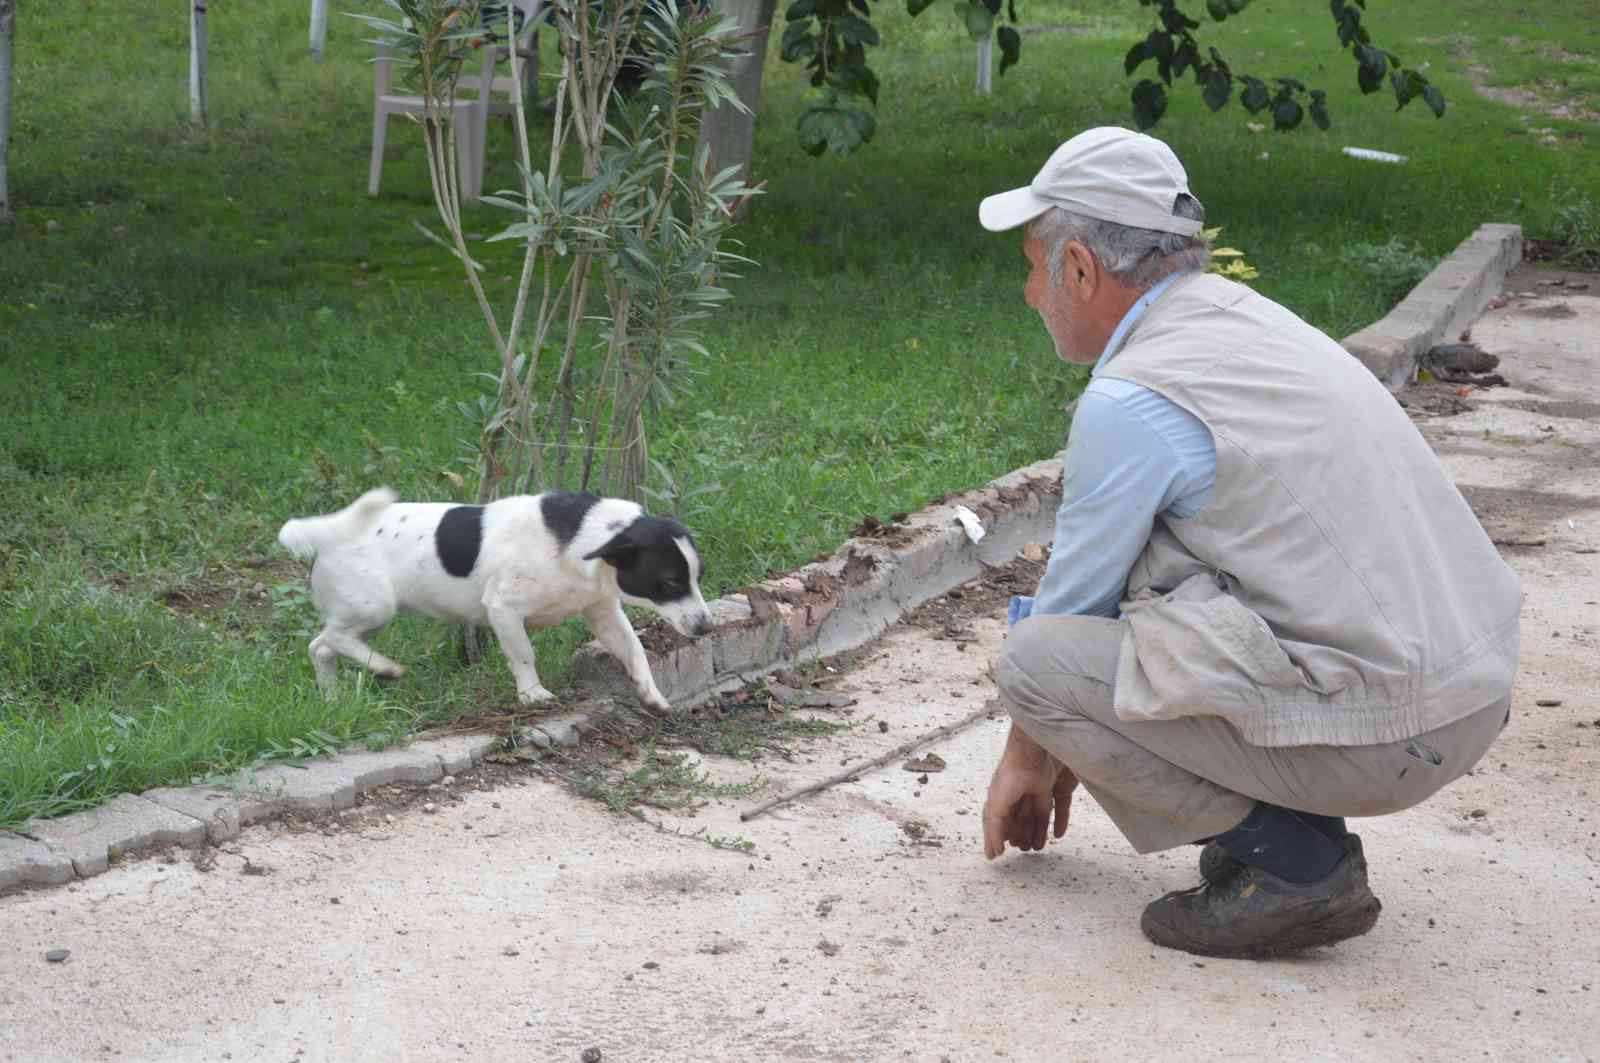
982, 725, 1078, 860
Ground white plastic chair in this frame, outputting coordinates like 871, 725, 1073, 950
367, 1, 542, 202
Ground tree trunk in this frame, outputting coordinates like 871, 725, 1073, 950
0, 0, 14, 223
190, 1, 208, 127
309, 0, 328, 61
695, 0, 777, 191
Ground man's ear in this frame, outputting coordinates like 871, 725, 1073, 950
1064, 241, 1098, 299
583, 529, 638, 567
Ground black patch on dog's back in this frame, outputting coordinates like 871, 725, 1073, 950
540, 491, 601, 550
435, 506, 484, 578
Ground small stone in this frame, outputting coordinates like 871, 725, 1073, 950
642, 961, 659, 970
1535, 699, 1563, 707
878, 721, 889, 733
1469, 809, 1488, 819
45, 949, 69, 963
503, 945, 520, 957
442, 775, 457, 786
918, 774, 929, 785
45, 219, 61, 233
422, 802, 437, 814
384, 814, 395, 824
581, 1049, 603, 1063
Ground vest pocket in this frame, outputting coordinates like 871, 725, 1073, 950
1116, 573, 1311, 723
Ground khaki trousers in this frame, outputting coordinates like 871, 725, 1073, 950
997, 615, 1509, 854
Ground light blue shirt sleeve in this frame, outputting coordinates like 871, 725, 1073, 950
1010, 379, 1216, 624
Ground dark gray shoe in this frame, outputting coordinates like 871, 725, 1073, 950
1199, 832, 1366, 884
1145, 842, 1380, 959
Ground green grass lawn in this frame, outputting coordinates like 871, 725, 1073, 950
1, 0, 1595, 828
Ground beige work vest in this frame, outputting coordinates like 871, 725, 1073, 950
1099, 272, 1521, 747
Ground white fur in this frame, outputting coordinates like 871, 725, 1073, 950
276, 489, 712, 712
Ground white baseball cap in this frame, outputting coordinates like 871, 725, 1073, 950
978, 126, 1204, 237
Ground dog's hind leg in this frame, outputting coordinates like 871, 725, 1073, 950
313, 625, 408, 684
484, 600, 555, 706
583, 600, 671, 714
308, 633, 341, 695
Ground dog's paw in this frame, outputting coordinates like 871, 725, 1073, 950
375, 664, 408, 680
639, 692, 673, 716
517, 686, 557, 707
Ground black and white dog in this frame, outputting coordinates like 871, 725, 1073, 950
277, 488, 712, 712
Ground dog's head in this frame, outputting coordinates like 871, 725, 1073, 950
583, 516, 713, 638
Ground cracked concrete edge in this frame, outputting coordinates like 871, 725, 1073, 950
2, 733, 504, 895
1342, 222, 1524, 389
573, 453, 1066, 709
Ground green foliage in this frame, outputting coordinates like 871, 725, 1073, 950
1126, 0, 1443, 131
1340, 237, 1440, 305
778, 0, 1449, 154
356, 0, 759, 501
1551, 192, 1600, 266
783, 0, 1024, 157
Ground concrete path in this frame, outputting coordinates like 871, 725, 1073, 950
2, 264, 1597, 1062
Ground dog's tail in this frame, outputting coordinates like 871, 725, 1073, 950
277, 487, 399, 560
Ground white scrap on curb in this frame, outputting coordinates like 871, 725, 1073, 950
953, 505, 986, 544
1342, 146, 1408, 164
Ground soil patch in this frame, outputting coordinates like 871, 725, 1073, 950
1497, 398, 1600, 421
154, 556, 304, 619
850, 512, 919, 548
1458, 484, 1600, 546
902, 548, 1049, 641
1397, 381, 1478, 419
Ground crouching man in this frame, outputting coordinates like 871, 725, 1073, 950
977, 127, 1521, 959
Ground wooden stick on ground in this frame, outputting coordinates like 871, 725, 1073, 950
738, 700, 1001, 822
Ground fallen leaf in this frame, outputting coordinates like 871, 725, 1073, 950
904, 753, 947, 773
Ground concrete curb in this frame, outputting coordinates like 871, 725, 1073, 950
1, 733, 502, 893
2, 459, 1065, 896
573, 455, 1065, 706
1342, 222, 1523, 388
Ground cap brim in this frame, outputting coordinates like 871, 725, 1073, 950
978, 186, 1052, 232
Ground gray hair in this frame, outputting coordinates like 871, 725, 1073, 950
1030, 196, 1211, 292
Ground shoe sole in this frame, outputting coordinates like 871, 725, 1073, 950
1141, 894, 1383, 960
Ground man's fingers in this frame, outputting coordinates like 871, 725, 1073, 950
1052, 770, 1076, 839
1053, 793, 1072, 838
1011, 807, 1036, 851
981, 803, 1002, 859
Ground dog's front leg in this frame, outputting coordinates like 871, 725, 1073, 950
583, 600, 671, 714
484, 598, 555, 707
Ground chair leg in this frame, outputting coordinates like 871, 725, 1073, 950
368, 108, 388, 196
459, 102, 486, 202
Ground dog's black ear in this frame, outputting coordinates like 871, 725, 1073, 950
582, 528, 638, 567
